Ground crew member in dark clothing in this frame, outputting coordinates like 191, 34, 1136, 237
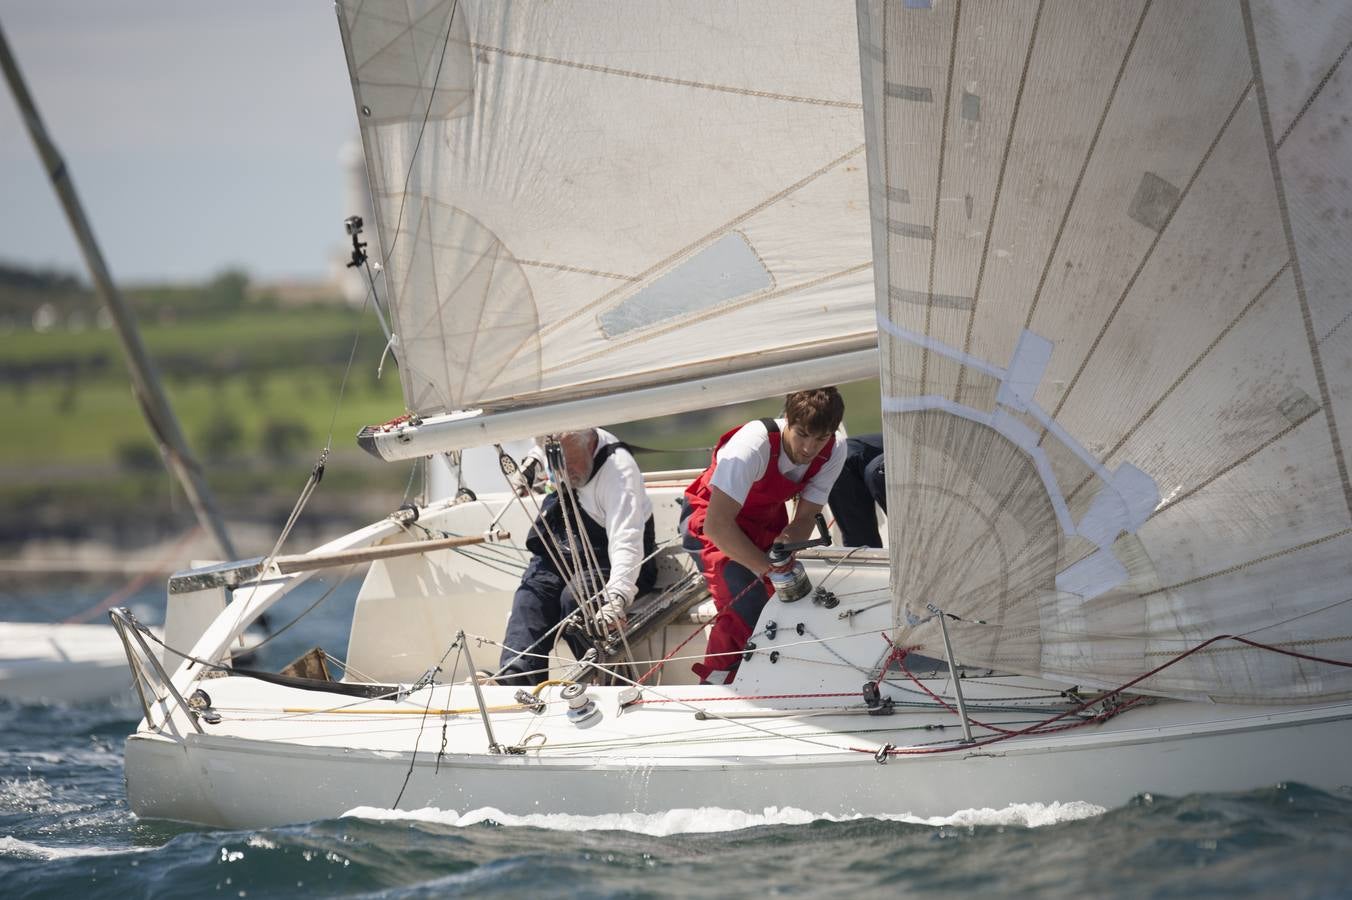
497, 428, 656, 685
828, 433, 887, 548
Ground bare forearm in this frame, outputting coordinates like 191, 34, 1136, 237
780, 502, 824, 544
705, 515, 773, 577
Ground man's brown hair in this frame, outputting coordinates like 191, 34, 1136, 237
784, 387, 845, 436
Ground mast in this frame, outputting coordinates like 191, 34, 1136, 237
0, 20, 238, 561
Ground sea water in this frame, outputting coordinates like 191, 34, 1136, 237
3, 578, 1352, 898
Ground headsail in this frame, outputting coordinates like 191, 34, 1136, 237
336, 1, 876, 454
859, 0, 1352, 702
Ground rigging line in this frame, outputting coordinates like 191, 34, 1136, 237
919, 0, 964, 400
1240, 595, 1352, 638
1275, 30, 1352, 150
529, 719, 958, 755
1243, 0, 1352, 524
954, 0, 1045, 404
242, 564, 357, 654
392, 630, 470, 806
877, 631, 1351, 758
559, 475, 608, 632
123, 620, 416, 720
550, 482, 604, 628
555, 653, 858, 755
436, 642, 464, 773
488, 607, 588, 682
391, 679, 438, 810
1045, 76, 1255, 427
1022, 0, 1153, 332
1063, 260, 1292, 506
325, 273, 378, 450
897, 656, 1061, 737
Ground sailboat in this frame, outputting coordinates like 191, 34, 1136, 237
118, 0, 1352, 828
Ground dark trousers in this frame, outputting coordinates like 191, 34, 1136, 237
829, 433, 887, 548
497, 556, 604, 686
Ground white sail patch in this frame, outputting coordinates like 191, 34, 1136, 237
995, 330, 1052, 413
1055, 549, 1130, 600
877, 318, 1160, 602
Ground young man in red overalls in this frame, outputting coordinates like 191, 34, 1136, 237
681, 388, 846, 684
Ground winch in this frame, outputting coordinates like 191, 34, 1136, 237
766, 513, 832, 602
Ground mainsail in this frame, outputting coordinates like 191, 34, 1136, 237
336, 0, 876, 451
859, 0, 1352, 702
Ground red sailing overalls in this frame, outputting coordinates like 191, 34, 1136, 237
683, 419, 834, 682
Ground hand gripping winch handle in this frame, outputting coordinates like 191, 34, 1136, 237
771, 513, 834, 555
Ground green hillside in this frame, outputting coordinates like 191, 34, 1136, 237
0, 264, 881, 549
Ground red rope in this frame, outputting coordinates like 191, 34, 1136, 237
636, 569, 771, 685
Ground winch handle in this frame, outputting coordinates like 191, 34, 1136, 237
772, 513, 834, 554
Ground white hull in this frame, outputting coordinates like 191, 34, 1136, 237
125, 676, 1352, 829
0, 622, 138, 705
118, 485, 1352, 828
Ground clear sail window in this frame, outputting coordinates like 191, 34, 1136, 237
599, 232, 773, 338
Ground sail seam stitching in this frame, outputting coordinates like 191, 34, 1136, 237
516, 260, 637, 282
1144, 632, 1352, 657
1046, 78, 1254, 425
471, 44, 863, 110
1242, 0, 1352, 522
1151, 406, 1319, 520
1139, 526, 1352, 598
1064, 260, 1290, 504
955, 0, 1044, 405
1320, 306, 1352, 345
1275, 32, 1352, 150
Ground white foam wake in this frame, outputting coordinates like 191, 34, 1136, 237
343, 801, 1104, 835
0, 835, 152, 861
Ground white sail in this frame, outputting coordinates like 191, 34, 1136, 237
859, 0, 1352, 703
336, 0, 876, 441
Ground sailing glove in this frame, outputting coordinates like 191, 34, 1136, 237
595, 591, 630, 636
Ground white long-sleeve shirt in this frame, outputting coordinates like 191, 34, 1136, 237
525, 429, 654, 604
708, 418, 846, 506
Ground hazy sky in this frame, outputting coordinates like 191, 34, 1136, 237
1, 1, 360, 283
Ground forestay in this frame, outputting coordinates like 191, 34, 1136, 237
336, 0, 876, 433
859, 0, 1352, 703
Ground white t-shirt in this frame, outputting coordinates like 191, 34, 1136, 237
524, 429, 654, 603
708, 418, 846, 507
